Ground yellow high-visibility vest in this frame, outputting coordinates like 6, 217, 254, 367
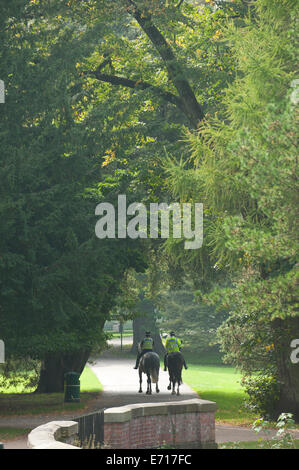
165, 336, 181, 353
141, 337, 153, 350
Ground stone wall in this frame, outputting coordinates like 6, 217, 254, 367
104, 398, 217, 449
27, 398, 217, 449
27, 421, 80, 449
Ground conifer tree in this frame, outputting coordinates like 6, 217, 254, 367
165, 0, 299, 418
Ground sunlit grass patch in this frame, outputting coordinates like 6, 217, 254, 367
0, 366, 102, 416
0, 427, 32, 442
182, 363, 258, 425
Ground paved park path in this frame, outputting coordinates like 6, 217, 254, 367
87, 337, 198, 408
1, 337, 299, 448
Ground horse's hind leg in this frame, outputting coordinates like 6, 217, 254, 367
146, 374, 152, 394
156, 382, 160, 393
177, 373, 182, 395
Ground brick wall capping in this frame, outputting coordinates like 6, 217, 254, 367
27, 398, 217, 449
104, 398, 217, 424
27, 421, 80, 449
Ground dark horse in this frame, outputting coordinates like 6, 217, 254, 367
167, 352, 184, 395
138, 352, 160, 395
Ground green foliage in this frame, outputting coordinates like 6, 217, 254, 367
1, 0, 297, 410
241, 374, 280, 419
0, 358, 40, 393
251, 413, 297, 449
0, 1, 146, 365
158, 280, 227, 352
221, 411, 299, 448
163, 0, 299, 418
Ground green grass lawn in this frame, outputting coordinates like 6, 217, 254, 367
110, 331, 133, 338
0, 427, 32, 442
0, 366, 102, 416
80, 365, 103, 393
182, 362, 258, 426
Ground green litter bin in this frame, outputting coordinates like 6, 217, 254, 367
64, 371, 80, 403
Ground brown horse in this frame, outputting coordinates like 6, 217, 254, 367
167, 351, 184, 395
138, 352, 160, 395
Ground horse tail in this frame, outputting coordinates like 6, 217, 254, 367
143, 352, 160, 383
150, 368, 159, 383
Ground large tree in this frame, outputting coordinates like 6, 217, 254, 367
0, 0, 146, 392
165, 0, 299, 418
73, 0, 239, 357
0, 0, 260, 393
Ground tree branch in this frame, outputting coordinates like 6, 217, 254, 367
96, 57, 113, 72
88, 67, 184, 111
123, 0, 204, 127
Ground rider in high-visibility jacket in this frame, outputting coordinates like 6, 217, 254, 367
134, 331, 154, 369
164, 331, 188, 371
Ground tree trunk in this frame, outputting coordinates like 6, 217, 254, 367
131, 302, 165, 356
35, 349, 91, 393
272, 317, 299, 421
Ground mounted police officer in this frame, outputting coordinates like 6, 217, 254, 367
164, 331, 188, 371
134, 331, 154, 369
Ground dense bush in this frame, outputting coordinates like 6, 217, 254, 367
241, 374, 280, 419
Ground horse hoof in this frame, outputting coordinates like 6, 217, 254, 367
138, 390, 142, 393
156, 389, 160, 393
167, 385, 171, 390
